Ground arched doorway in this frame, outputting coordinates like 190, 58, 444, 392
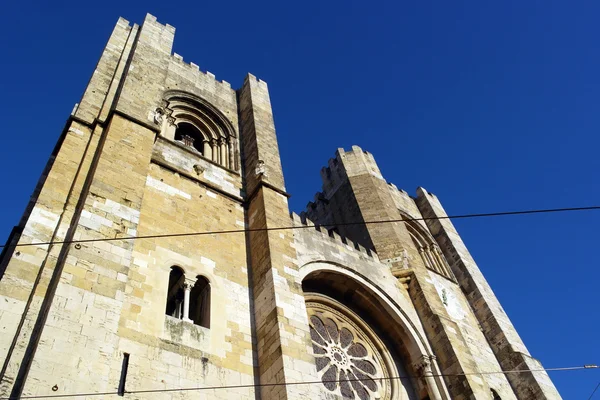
302, 264, 426, 400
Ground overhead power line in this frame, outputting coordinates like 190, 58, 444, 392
2, 205, 599, 250
589, 382, 600, 400
0, 364, 596, 400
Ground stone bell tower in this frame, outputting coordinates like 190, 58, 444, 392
304, 146, 562, 399
0, 13, 320, 400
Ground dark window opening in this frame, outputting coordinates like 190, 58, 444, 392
165, 266, 185, 319
118, 353, 129, 396
491, 389, 501, 399
174, 122, 204, 154
189, 276, 211, 328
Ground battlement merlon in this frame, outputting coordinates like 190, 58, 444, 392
335, 145, 384, 179
138, 13, 175, 54
290, 212, 378, 260
170, 53, 233, 91
318, 146, 398, 202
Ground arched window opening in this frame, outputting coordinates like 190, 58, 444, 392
158, 92, 239, 171
174, 122, 204, 154
189, 276, 211, 328
491, 389, 501, 399
404, 217, 455, 281
165, 266, 185, 318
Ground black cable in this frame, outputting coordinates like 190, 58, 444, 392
2, 205, 599, 250
589, 381, 600, 400
0, 365, 596, 399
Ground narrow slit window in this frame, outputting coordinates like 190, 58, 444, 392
118, 353, 130, 396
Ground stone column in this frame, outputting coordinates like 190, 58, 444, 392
220, 140, 228, 168
418, 246, 430, 269
164, 116, 176, 141
203, 139, 212, 159
416, 355, 443, 400
228, 139, 235, 170
182, 278, 195, 322
427, 246, 442, 275
211, 139, 219, 163
433, 246, 450, 277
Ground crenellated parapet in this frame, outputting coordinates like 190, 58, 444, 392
170, 52, 235, 94
304, 146, 430, 244
290, 212, 378, 261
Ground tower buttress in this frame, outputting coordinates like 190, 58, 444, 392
416, 187, 562, 399
73, 17, 135, 124
239, 75, 322, 400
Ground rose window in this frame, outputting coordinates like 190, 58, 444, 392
307, 302, 391, 399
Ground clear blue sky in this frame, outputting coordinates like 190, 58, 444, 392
1, 1, 599, 397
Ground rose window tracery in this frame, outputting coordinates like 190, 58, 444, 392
307, 302, 391, 399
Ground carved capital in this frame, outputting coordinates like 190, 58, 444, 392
183, 278, 196, 290
414, 355, 436, 374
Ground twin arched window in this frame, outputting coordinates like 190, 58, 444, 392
165, 266, 211, 328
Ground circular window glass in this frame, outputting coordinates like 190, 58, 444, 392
307, 301, 391, 400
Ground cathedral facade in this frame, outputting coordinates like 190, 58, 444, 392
0, 14, 561, 400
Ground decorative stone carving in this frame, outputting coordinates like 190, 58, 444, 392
400, 248, 410, 269
193, 164, 204, 176
153, 108, 164, 125
166, 115, 176, 127
155, 99, 174, 125
413, 355, 435, 375
255, 160, 266, 177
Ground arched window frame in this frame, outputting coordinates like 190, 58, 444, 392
165, 266, 185, 319
189, 275, 211, 328
401, 213, 456, 281
156, 91, 238, 171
